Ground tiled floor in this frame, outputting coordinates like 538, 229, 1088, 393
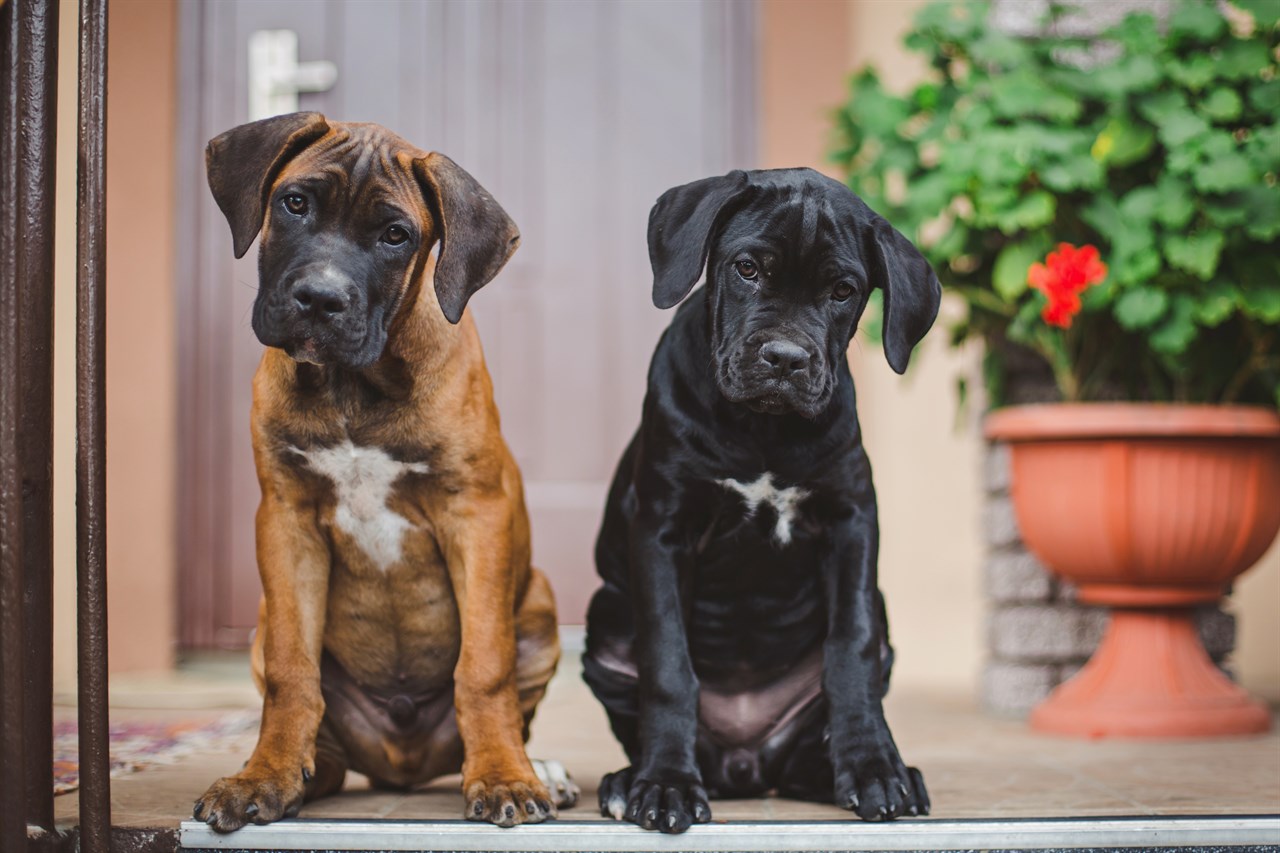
53, 650, 1280, 833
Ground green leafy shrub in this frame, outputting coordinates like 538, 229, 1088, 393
831, 0, 1279, 406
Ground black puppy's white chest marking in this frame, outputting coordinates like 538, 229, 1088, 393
715, 472, 810, 545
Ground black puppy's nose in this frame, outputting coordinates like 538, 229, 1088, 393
292, 281, 350, 319
759, 340, 810, 375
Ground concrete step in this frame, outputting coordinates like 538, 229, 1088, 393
178, 815, 1280, 852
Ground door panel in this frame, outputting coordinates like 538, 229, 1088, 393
177, 0, 757, 647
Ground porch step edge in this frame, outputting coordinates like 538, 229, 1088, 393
178, 814, 1280, 852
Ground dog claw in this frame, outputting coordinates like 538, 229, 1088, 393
192, 801, 204, 819
244, 803, 259, 818
302, 767, 313, 783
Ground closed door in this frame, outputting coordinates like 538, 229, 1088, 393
176, 0, 757, 648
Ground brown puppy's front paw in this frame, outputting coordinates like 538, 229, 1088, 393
464, 775, 556, 827
193, 764, 307, 832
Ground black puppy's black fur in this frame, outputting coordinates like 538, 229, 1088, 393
583, 168, 940, 833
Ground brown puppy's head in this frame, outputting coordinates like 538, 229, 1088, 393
205, 112, 519, 368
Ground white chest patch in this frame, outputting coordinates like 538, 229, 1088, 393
292, 440, 429, 572
716, 472, 810, 546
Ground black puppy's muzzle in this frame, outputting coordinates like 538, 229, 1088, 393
719, 333, 829, 418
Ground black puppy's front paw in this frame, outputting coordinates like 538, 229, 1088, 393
599, 765, 711, 834
833, 748, 929, 821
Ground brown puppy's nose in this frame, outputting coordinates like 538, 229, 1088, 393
293, 281, 350, 319
759, 339, 810, 376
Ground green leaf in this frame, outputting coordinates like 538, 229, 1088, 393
968, 32, 1032, 67
1199, 88, 1243, 122
1115, 287, 1170, 329
1040, 155, 1104, 191
1232, 0, 1280, 27
1106, 11, 1163, 54
1092, 116, 1156, 166
1238, 284, 1280, 323
1194, 283, 1239, 326
1203, 194, 1251, 226
1091, 54, 1163, 97
988, 69, 1082, 121
1165, 231, 1226, 279
1113, 245, 1163, 286
1169, 1, 1228, 42
1246, 124, 1280, 172
1138, 90, 1190, 124
992, 239, 1049, 301
1193, 150, 1257, 192
993, 191, 1056, 234
1149, 295, 1199, 355
1167, 54, 1218, 90
1154, 174, 1196, 228
1242, 186, 1280, 240
1120, 187, 1160, 221
1249, 79, 1280, 114
1215, 39, 1270, 80
1158, 110, 1213, 148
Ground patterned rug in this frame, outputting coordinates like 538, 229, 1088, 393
53, 711, 258, 794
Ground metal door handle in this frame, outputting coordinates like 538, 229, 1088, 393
248, 30, 337, 121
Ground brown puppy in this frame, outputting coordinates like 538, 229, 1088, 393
192, 113, 576, 831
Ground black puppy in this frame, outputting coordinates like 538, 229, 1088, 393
583, 168, 940, 833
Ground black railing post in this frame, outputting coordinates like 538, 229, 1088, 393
1, 0, 60, 848
18, 0, 60, 838
75, 0, 110, 845
0, 0, 30, 847
76, 0, 110, 850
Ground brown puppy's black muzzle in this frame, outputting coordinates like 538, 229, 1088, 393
254, 267, 374, 367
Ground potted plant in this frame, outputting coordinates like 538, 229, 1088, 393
831, 0, 1280, 737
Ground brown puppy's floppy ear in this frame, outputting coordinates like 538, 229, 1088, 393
866, 215, 941, 374
647, 170, 750, 309
412, 153, 520, 324
205, 112, 330, 258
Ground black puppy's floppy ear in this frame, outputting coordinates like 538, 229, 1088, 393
866, 216, 941, 374
413, 153, 520, 324
648, 170, 750, 309
205, 112, 330, 258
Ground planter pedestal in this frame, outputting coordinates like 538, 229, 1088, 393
986, 404, 1280, 739
1030, 608, 1270, 738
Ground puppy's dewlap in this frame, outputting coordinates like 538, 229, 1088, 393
292, 440, 428, 571
716, 472, 810, 545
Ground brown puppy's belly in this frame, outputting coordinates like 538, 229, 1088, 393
320, 525, 465, 785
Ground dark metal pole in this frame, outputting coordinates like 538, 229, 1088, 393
76, 0, 110, 849
0, 0, 29, 848
18, 0, 61, 838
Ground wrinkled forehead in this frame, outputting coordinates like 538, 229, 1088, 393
274, 123, 424, 217
719, 182, 862, 267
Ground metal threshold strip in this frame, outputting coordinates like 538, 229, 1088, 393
180, 814, 1280, 851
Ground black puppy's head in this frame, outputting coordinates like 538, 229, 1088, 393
648, 168, 940, 418
205, 112, 519, 368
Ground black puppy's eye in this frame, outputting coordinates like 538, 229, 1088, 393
381, 226, 410, 246
283, 194, 308, 216
832, 281, 855, 302
734, 260, 759, 281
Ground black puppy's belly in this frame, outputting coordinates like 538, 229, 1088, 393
584, 626, 836, 800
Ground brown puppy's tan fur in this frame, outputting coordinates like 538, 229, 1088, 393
195, 123, 561, 831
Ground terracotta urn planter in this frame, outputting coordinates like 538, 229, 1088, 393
985, 403, 1280, 738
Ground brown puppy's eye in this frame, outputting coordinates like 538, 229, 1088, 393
381, 226, 410, 246
832, 282, 855, 302
734, 260, 758, 280
283, 194, 308, 215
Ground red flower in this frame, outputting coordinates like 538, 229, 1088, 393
1026, 243, 1108, 328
